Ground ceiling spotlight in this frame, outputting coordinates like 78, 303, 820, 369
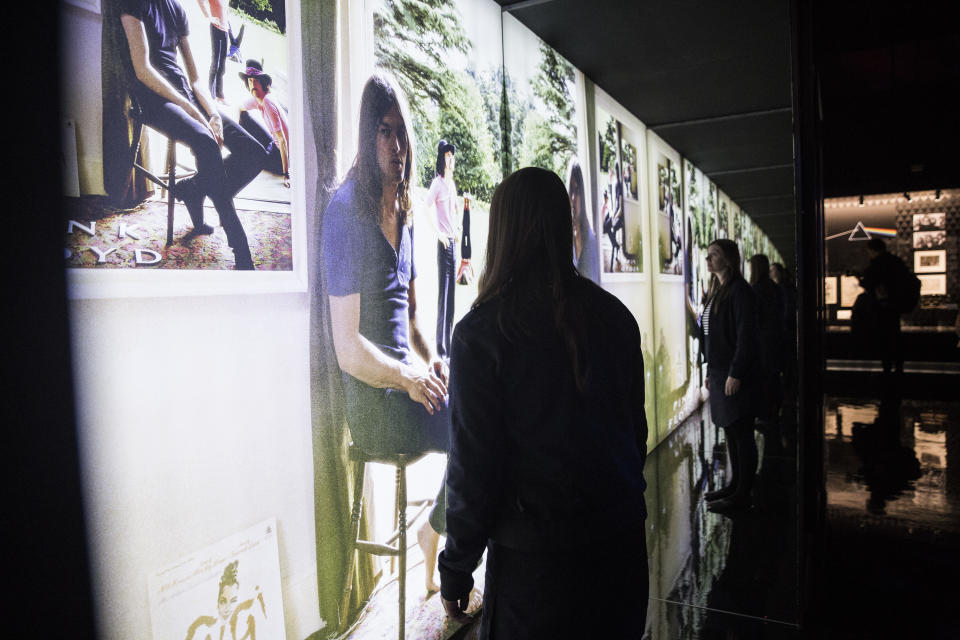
904, 191, 911, 201
935, 189, 942, 200
858, 194, 864, 207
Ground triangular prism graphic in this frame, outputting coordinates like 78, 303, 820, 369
848, 221, 871, 241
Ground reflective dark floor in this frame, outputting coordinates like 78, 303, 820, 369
817, 371, 960, 639
643, 396, 801, 639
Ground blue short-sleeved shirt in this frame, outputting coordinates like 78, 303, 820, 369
322, 179, 416, 363
120, 0, 192, 100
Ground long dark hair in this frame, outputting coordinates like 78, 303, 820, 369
748, 253, 771, 286
344, 72, 416, 223
566, 158, 592, 238
476, 167, 590, 391
706, 238, 742, 306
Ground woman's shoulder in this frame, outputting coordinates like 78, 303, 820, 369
579, 278, 639, 333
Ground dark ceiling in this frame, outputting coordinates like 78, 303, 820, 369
495, 0, 796, 265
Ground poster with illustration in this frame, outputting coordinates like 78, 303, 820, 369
62, 0, 297, 282
596, 95, 645, 276
148, 518, 284, 640
653, 144, 684, 276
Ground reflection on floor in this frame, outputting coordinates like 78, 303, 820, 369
644, 399, 800, 639
343, 398, 802, 640
820, 372, 960, 638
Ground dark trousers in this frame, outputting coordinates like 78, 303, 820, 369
238, 111, 284, 175
342, 375, 451, 534
138, 90, 267, 257
209, 24, 228, 100
479, 524, 648, 639
878, 310, 903, 373
437, 239, 457, 358
723, 415, 758, 502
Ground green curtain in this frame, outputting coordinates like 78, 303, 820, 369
101, 0, 151, 207
304, 0, 377, 635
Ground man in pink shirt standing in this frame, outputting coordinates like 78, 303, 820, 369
424, 140, 459, 358
238, 61, 291, 187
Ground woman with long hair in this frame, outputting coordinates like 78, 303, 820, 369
438, 167, 649, 637
567, 159, 600, 283
700, 239, 760, 512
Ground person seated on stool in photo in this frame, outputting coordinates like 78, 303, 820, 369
321, 72, 450, 593
120, 0, 267, 269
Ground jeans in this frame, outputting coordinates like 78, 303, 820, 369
209, 24, 228, 100
138, 89, 267, 259
437, 239, 457, 358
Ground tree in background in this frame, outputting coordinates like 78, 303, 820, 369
374, 0, 471, 187
440, 71, 498, 201
231, 0, 285, 33
524, 40, 577, 176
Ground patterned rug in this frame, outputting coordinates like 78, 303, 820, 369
64, 195, 292, 271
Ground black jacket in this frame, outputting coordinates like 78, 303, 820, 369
438, 278, 648, 601
700, 276, 760, 426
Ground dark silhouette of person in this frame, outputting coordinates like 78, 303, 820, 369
749, 253, 785, 425
860, 238, 910, 373
438, 167, 649, 637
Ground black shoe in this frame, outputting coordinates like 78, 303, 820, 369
172, 181, 206, 228
707, 497, 751, 513
183, 223, 216, 238
705, 485, 734, 501
234, 248, 255, 270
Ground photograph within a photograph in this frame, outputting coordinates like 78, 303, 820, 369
913, 230, 947, 249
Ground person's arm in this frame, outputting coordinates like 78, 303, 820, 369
274, 133, 290, 186
177, 34, 223, 145
408, 277, 448, 383
120, 14, 211, 133
328, 293, 446, 413
439, 322, 505, 620
195, 0, 210, 19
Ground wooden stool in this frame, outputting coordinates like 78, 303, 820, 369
128, 103, 198, 246
339, 443, 432, 639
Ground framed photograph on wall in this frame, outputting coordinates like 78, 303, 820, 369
824, 276, 838, 305
913, 212, 946, 231
595, 89, 647, 281
63, 0, 308, 298
918, 273, 947, 296
914, 250, 946, 274
840, 274, 863, 307
913, 230, 946, 249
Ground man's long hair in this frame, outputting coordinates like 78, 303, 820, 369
345, 72, 416, 223
706, 238, 743, 306
476, 167, 591, 391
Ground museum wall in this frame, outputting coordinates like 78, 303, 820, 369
61, 0, 787, 637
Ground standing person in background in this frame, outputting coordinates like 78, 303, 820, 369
424, 140, 460, 359
860, 238, 910, 374
121, 0, 266, 269
439, 167, 649, 637
700, 239, 760, 512
749, 253, 784, 425
770, 262, 797, 393
322, 74, 450, 593
567, 159, 599, 283
238, 61, 291, 187
196, 0, 229, 104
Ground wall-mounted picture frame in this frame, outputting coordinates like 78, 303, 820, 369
918, 273, 947, 296
913, 212, 946, 231
63, 0, 308, 299
835, 309, 852, 321
914, 250, 946, 274
824, 276, 838, 305
913, 230, 946, 249
840, 274, 863, 307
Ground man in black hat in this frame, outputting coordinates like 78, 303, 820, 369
120, 0, 267, 269
238, 60, 291, 187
